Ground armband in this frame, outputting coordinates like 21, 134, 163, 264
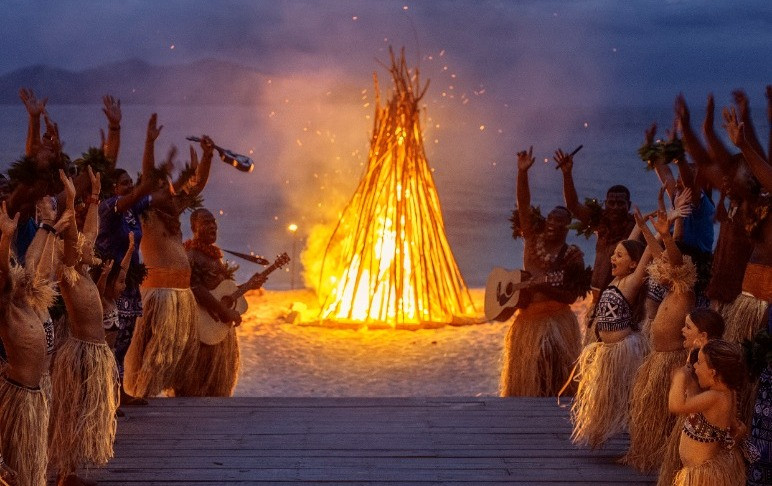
39, 222, 57, 235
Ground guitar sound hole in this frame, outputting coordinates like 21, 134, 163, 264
506, 283, 513, 295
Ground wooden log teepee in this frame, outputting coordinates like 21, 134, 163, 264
318, 48, 475, 329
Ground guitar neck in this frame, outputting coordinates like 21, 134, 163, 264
232, 262, 282, 300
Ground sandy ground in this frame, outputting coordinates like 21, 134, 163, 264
234, 289, 591, 397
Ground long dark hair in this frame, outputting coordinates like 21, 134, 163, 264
701, 340, 747, 392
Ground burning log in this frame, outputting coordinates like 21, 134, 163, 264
317, 48, 476, 329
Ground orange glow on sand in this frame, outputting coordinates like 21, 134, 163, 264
313, 48, 476, 330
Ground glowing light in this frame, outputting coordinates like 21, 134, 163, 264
170, 44, 175, 50
583, 122, 589, 128
314, 52, 474, 329
479, 125, 485, 131
288, 223, 298, 233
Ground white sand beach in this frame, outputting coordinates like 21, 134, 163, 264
234, 288, 592, 397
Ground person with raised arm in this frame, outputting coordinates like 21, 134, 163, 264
0, 196, 68, 486
123, 114, 215, 398
499, 147, 588, 397
48, 168, 120, 486
95, 115, 157, 407
675, 94, 756, 321
668, 340, 747, 485
624, 193, 697, 472
556, 147, 635, 344
570, 204, 652, 448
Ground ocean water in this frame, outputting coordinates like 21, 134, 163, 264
0, 103, 757, 290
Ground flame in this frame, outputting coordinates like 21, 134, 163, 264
311, 48, 475, 329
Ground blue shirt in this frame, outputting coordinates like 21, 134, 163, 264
96, 194, 150, 266
681, 192, 715, 254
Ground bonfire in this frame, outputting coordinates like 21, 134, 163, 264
317, 48, 476, 329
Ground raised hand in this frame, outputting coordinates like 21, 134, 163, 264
59, 169, 76, 206
722, 106, 744, 147
674, 94, 690, 131
517, 146, 535, 171
127, 231, 135, 250
87, 165, 102, 197
653, 208, 670, 236
0, 201, 20, 236
160, 146, 177, 176
671, 187, 693, 221
644, 123, 657, 145
146, 113, 163, 142
19, 88, 47, 117
633, 206, 647, 229
553, 148, 574, 173
198, 135, 215, 159
102, 95, 122, 127
732, 90, 750, 116
703, 93, 715, 130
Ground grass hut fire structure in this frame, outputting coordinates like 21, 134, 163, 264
318, 49, 476, 329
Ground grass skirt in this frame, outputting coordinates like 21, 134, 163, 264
624, 349, 688, 472
48, 337, 119, 474
171, 328, 240, 397
722, 292, 769, 344
571, 332, 648, 448
658, 417, 685, 486
123, 287, 198, 397
0, 376, 48, 486
499, 301, 581, 397
673, 447, 745, 485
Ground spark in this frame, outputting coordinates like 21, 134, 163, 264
402, 5, 408, 10
479, 125, 485, 131
170, 44, 175, 50
352, 16, 358, 20
583, 122, 589, 128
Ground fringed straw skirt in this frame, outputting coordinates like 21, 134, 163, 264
171, 328, 240, 397
657, 417, 685, 486
722, 292, 769, 344
123, 287, 199, 398
571, 332, 648, 448
0, 375, 49, 486
624, 348, 688, 472
48, 337, 119, 474
673, 448, 745, 485
500, 301, 581, 397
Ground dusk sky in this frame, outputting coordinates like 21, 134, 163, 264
2, 1, 770, 105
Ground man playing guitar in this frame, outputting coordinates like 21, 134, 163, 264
500, 146, 588, 397
176, 208, 263, 396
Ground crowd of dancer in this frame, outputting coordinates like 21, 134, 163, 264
0, 90, 247, 486
501, 87, 771, 485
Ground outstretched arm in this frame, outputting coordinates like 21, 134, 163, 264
702, 94, 733, 175
675, 94, 723, 190
141, 113, 163, 181
652, 206, 683, 267
59, 170, 80, 267
19, 88, 47, 157
516, 147, 536, 238
555, 148, 592, 222
733, 90, 767, 161
101, 95, 122, 169
183, 136, 215, 198
82, 167, 101, 251
724, 106, 772, 192
634, 206, 663, 260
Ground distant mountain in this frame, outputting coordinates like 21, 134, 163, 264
0, 59, 267, 105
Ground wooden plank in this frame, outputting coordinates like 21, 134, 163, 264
83, 397, 656, 484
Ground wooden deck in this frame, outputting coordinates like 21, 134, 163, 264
86, 397, 656, 485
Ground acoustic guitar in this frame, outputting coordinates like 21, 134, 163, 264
197, 253, 290, 345
484, 267, 564, 322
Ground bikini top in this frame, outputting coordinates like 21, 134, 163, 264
595, 285, 635, 332
646, 278, 668, 304
683, 412, 734, 449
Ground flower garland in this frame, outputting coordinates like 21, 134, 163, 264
637, 138, 685, 170
568, 198, 603, 239
509, 205, 545, 240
